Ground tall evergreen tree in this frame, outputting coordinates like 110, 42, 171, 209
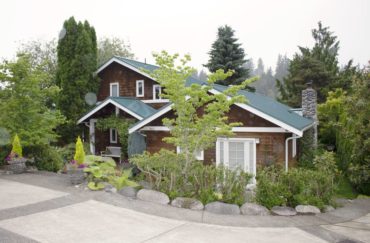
277, 22, 347, 107
204, 25, 252, 89
56, 17, 98, 143
275, 54, 290, 82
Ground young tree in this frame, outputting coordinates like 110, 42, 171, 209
56, 17, 98, 142
0, 54, 65, 146
98, 37, 135, 65
204, 25, 252, 89
150, 51, 256, 176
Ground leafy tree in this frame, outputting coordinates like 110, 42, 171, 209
11, 134, 22, 157
277, 22, 355, 107
98, 37, 135, 65
150, 51, 255, 177
0, 54, 65, 146
56, 17, 98, 142
74, 136, 85, 165
204, 25, 252, 89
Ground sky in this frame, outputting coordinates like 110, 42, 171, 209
1, 0, 369, 71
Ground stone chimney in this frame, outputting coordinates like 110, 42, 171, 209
302, 81, 318, 148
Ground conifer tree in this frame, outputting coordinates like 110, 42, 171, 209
204, 25, 253, 89
11, 134, 22, 157
74, 136, 85, 165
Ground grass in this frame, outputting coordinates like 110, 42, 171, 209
335, 175, 358, 199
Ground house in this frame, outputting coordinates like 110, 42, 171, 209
77, 56, 316, 177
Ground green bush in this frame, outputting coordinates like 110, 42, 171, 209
131, 149, 252, 205
74, 136, 85, 165
11, 134, 23, 157
0, 145, 11, 166
256, 165, 337, 209
24, 145, 64, 172
57, 142, 90, 163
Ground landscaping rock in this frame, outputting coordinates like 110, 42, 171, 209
240, 203, 270, 216
323, 205, 335, 213
137, 189, 170, 205
295, 205, 321, 215
104, 184, 117, 193
271, 206, 297, 216
118, 186, 138, 198
205, 201, 240, 215
171, 197, 204, 210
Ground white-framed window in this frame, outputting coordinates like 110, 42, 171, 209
110, 82, 119, 97
153, 84, 161, 100
176, 146, 204, 160
136, 80, 144, 97
110, 128, 118, 143
216, 137, 257, 183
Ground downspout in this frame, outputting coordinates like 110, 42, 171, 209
285, 134, 301, 172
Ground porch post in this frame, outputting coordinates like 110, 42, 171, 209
89, 119, 97, 154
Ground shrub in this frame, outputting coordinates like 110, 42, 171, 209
57, 142, 90, 163
24, 145, 63, 172
11, 134, 23, 157
74, 136, 85, 165
131, 149, 252, 205
0, 145, 11, 166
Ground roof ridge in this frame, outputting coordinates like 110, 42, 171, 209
115, 56, 159, 68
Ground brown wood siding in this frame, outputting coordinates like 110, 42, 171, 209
97, 62, 158, 101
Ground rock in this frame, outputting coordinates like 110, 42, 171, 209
138, 181, 152, 189
240, 203, 270, 216
323, 205, 335, 213
104, 184, 117, 193
137, 189, 170, 205
205, 201, 240, 215
26, 166, 38, 173
295, 205, 321, 215
171, 197, 204, 210
118, 186, 138, 198
271, 206, 297, 216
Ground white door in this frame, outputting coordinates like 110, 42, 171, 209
216, 138, 257, 182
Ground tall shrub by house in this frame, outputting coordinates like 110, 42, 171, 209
74, 136, 85, 165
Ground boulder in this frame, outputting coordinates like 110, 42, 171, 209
271, 206, 297, 216
240, 203, 270, 216
171, 197, 204, 210
137, 189, 170, 205
205, 201, 240, 215
118, 186, 138, 198
104, 184, 117, 193
323, 205, 335, 213
295, 205, 321, 215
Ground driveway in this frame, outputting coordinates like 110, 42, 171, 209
0, 172, 369, 243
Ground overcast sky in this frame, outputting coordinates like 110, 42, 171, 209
1, 0, 369, 71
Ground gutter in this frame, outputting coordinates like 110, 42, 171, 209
285, 134, 301, 172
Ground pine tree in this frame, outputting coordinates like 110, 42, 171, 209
56, 17, 98, 143
74, 136, 85, 165
204, 25, 252, 89
11, 134, 22, 157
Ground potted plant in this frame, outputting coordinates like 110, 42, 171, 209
67, 136, 87, 185
4, 134, 27, 174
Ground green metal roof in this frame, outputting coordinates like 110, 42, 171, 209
109, 96, 157, 118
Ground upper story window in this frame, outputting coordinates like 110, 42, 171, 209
110, 82, 119, 97
136, 80, 144, 97
153, 84, 161, 100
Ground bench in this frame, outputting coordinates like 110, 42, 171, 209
101, 146, 121, 160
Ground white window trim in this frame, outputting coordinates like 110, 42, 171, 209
110, 82, 119, 97
176, 146, 204, 160
153, 84, 162, 100
216, 137, 257, 184
110, 128, 118, 143
136, 80, 144, 97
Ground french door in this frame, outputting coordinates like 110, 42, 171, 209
216, 138, 257, 183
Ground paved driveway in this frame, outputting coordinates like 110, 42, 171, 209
0, 174, 369, 243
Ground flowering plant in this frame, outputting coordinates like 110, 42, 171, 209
5, 151, 26, 164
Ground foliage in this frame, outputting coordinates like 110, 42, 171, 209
84, 158, 137, 191
96, 115, 133, 158
24, 145, 64, 172
11, 134, 23, 157
56, 142, 90, 163
0, 145, 11, 166
0, 55, 65, 146
56, 17, 98, 143
98, 37, 135, 65
256, 160, 337, 209
277, 22, 356, 107
73, 136, 85, 165
131, 149, 252, 205
149, 51, 255, 178
336, 176, 358, 199
204, 25, 252, 89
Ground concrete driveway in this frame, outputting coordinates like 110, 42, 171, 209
0, 173, 369, 243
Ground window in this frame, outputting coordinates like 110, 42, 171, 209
177, 146, 204, 160
110, 128, 117, 143
110, 82, 119, 97
153, 85, 161, 100
136, 80, 144, 97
